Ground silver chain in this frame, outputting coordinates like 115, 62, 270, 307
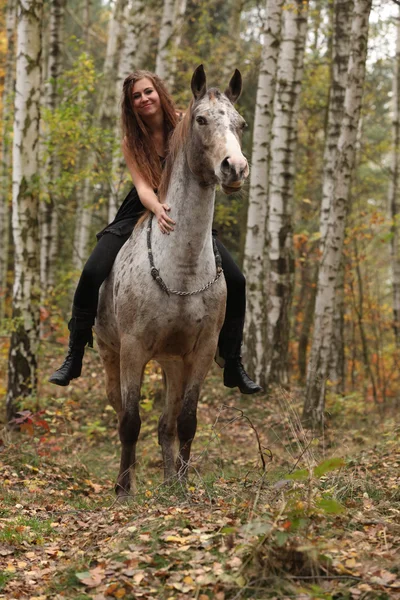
147, 214, 223, 297
165, 268, 223, 296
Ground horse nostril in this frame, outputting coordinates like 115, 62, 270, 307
221, 157, 230, 172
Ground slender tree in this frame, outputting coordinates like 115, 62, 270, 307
266, 0, 309, 386
100, 0, 128, 128
155, 0, 175, 81
303, 0, 373, 428
389, 6, 400, 347
320, 0, 353, 244
320, 0, 353, 391
0, 0, 17, 321
243, 0, 284, 387
109, 0, 146, 221
6, 0, 43, 421
40, 0, 65, 296
168, 0, 187, 89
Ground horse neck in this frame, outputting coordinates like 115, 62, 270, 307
154, 149, 216, 265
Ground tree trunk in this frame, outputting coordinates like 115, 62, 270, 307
318, 0, 353, 392
100, 0, 128, 129
155, 0, 175, 81
0, 0, 17, 321
320, 0, 353, 244
303, 0, 372, 429
83, 0, 91, 50
6, 0, 43, 422
266, 0, 309, 386
72, 178, 92, 271
40, 0, 65, 297
329, 257, 346, 393
168, 0, 187, 89
223, 0, 243, 79
242, 0, 284, 387
109, 0, 146, 221
389, 6, 400, 347
298, 262, 317, 382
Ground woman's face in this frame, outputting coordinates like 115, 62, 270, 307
132, 77, 162, 120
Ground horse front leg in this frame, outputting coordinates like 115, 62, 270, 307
157, 360, 185, 483
176, 345, 216, 481
117, 348, 146, 497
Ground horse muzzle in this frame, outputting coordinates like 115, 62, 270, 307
219, 155, 249, 194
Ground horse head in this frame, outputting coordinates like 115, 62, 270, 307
187, 65, 249, 195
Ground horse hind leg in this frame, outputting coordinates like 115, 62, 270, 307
157, 361, 185, 484
97, 339, 122, 418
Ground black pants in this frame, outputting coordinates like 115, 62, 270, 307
74, 232, 245, 359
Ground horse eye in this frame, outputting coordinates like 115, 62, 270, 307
196, 116, 207, 125
241, 121, 248, 130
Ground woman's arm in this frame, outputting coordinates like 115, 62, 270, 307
122, 140, 175, 234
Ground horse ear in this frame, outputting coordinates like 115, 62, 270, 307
191, 64, 207, 101
225, 69, 242, 104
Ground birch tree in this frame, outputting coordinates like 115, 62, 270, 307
40, 0, 65, 296
389, 6, 400, 348
6, 0, 43, 421
155, 0, 175, 81
0, 0, 17, 321
266, 0, 309, 386
303, 0, 373, 428
168, 0, 187, 89
320, 0, 353, 391
108, 0, 146, 221
100, 0, 128, 128
320, 0, 353, 244
242, 0, 284, 387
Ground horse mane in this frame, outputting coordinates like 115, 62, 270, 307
158, 100, 193, 202
134, 100, 193, 230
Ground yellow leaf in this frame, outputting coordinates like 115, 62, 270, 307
345, 558, 357, 568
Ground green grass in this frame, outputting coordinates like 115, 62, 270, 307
0, 572, 14, 591
0, 516, 55, 546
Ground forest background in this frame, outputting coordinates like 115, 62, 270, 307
0, 0, 399, 599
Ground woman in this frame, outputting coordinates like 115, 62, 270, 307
49, 70, 261, 394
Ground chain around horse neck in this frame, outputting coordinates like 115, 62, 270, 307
147, 214, 223, 297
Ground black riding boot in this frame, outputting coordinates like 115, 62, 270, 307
48, 307, 95, 387
218, 317, 262, 395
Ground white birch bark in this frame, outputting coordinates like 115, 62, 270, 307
108, 0, 146, 221
168, 0, 187, 89
72, 178, 92, 271
40, 0, 65, 296
321, 0, 353, 389
242, 0, 284, 387
320, 0, 353, 245
389, 7, 400, 348
101, 0, 128, 128
0, 0, 17, 321
266, 0, 309, 386
155, 0, 175, 81
6, 0, 43, 421
303, 0, 373, 428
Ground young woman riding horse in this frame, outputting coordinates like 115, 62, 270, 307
49, 69, 261, 395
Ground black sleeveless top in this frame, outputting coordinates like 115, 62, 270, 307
96, 187, 145, 240
96, 157, 165, 240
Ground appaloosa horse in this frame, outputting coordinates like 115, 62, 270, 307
95, 65, 249, 496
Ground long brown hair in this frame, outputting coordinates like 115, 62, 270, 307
121, 70, 179, 189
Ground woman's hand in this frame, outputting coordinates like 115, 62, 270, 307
154, 203, 175, 234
